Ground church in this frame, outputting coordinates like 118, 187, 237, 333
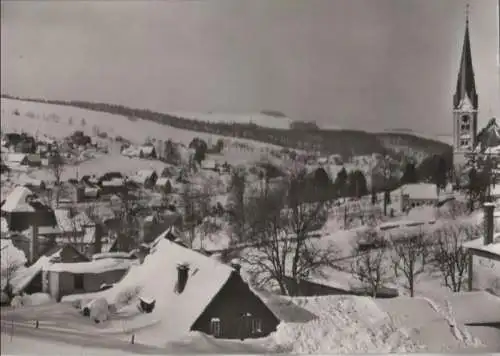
452, 7, 500, 178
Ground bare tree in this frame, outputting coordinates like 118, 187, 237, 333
431, 222, 480, 292
227, 167, 247, 244
243, 173, 338, 296
388, 228, 428, 297
372, 153, 399, 216
49, 151, 65, 207
350, 227, 392, 298
180, 183, 211, 247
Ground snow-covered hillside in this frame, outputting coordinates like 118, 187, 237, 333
0, 98, 286, 158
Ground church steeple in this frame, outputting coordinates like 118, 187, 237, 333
453, 4, 478, 110
452, 4, 479, 172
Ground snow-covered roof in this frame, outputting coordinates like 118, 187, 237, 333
201, 160, 217, 169
99, 229, 237, 342
139, 145, 155, 155
5, 153, 27, 163
130, 170, 155, 185
101, 178, 125, 187
1, 240, 27, 289
155, 177, 170, 186
46, 257, 133, 274
1, 217, 8, 233
92, 252, 132, 261
400, 183, 439, 201
84, 187, 99, 197
463, 234, 500, 257
10, 255, 52, 294
1, 186, 36, 213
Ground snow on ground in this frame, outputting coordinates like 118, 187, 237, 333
29, 153, 170, 182
169, 111, 293, 130
0, 240, 27, 290
1, 335, 134, 356
267, 295, 422, 353
1, 98, 285, 162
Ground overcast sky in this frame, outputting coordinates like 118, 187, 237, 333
1, 0, 499, 135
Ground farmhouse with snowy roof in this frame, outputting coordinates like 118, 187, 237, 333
399, 183, 453, 211
1, 186, 57, 233
97, 227, 281, 340
10, 243, 134, 301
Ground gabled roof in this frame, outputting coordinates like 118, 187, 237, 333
399, 183, 439, 201
477, 118, 500, 151
1, 186, 37, 213
5, 153, 27, 163
100, 229, 240, 341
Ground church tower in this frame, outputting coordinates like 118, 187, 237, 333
453, 5, 479, 171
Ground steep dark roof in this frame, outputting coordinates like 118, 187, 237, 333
453, 15, 478, 110
477, 118, 500, 151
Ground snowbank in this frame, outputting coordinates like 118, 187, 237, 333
268, 295, 422, 353
10, 293, 54, 308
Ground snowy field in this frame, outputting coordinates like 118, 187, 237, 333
0, 98, 286, 160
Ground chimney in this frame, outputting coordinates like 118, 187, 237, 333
175, 263, 190, 294
30, 223, 39, 264
483, 203, 495, 245
93, 223, 103, 254
230, 259, 241, 274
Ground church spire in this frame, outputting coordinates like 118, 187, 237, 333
453, 3, 478, 110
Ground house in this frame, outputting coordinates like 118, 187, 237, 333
201, 159, 218, 172
5, 153, 28, 167
11, 244, 133, 301
1, 186, 58, 233
100, 178, 126, 195
9, 244, 90, 296
399, 183, 448, 211
155, 177, 172, 193
26, 154, 42, 167
282, 270, 399, 299
463, 203, 500, 292
107, 233, 136, 253
130, 170, 158, 188
42, 257, 133, 301
99, 228, 281, 341
138, 145, 157, 159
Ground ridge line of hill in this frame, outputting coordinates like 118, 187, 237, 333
1, 94, 451, 160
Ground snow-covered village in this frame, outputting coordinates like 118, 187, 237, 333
1, 0, 500, 354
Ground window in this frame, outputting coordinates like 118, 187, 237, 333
461, 124, 470, 131
460, 139, 470, 147
461, 115, 469, 123
251, 318, 262, 334
74, 274, 84, 290
210, 318, 221, 337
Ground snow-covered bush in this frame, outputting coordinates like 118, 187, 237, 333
82, 298, 110, 324
10, 293, 53, 308
114, 286, 142, 308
